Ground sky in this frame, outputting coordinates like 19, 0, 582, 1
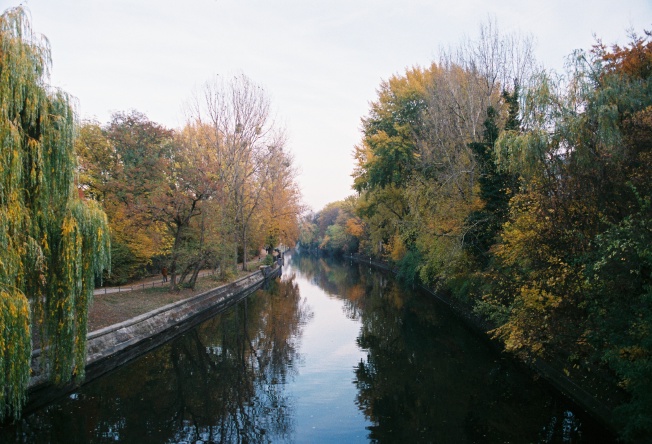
6, 0, 652, 211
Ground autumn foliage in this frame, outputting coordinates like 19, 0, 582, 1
309, 25, 652, 441
0, 7, 302, 422
0, 8, 110, 419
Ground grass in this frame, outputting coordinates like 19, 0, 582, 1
88, 268, 255, 331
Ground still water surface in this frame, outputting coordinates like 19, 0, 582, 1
1, 253, 614, 443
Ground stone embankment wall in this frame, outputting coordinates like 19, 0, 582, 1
29, 264, 281, 394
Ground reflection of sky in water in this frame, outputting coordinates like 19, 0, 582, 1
0, 254, 616, 443
283, 260, 370, 443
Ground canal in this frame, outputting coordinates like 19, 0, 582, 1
1, 252, 614, 443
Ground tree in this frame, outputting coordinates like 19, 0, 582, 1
464, 89, 520, 265
351, 21, 538, 290
353, 66, 433, 192
479, 30, 652, 440
105, 111, 174, 280
402, 20, 538, 289
0, 8, 110, 420
75, 113, 174, 284
258, 145, 302, 252
298, 215, 318, 250
585, 32, 652, 440
153, 124, 219, 289
189, 74, 282, 271
352, 66, 433, 265
75, 120, 115, 202
299, 197, 365, 257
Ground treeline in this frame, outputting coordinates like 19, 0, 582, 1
303, 24, 652, 441
299, 197, 362, 254
77, 75, 302, 288
0, 7, 301, 421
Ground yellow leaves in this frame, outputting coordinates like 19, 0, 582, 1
618, 346, 649, 362
388, 234, 406, 262
496, 208, 541, 267
520, 286, 562, 310
345, 217, 365, 238
318, 234, 331, 250
61, 214, 78, 237
0, 288, 31, 420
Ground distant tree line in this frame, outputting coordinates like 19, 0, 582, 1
302, 23, 652, 442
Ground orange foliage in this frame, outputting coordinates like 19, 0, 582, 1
595, 29, 652, 79
345, 217, 365, 238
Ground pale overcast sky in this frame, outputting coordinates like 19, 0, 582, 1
8, 0, 652, 211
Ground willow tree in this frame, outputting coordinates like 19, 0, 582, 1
0, 8, 110, 420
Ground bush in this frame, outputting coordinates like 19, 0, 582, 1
263, 254, 275, 266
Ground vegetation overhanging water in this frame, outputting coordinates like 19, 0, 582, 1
0, 253, 615, 443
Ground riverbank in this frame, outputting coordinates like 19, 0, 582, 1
348, 253, 623, 437
89, 269, 249, 331
26, 263, 281, 412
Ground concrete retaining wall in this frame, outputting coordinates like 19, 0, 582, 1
29, 264, 281, 395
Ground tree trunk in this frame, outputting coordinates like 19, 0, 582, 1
188, 257, 205, 289
241, 225, 248, 271
169, 226, 183, 291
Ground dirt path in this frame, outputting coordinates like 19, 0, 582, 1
93, 270, 213, 295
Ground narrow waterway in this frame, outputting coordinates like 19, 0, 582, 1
1, 253, 614, 443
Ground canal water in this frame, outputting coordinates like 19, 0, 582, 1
1, 253, 614, 443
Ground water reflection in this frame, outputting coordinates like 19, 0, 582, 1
1, 275, 311, 443
0, 254, 614, 443
291, 253, 613, 444
290, 254, 366, 321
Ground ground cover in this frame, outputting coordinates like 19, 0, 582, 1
88, 269, 253, 331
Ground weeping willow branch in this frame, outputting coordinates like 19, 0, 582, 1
0, 7, 110, 420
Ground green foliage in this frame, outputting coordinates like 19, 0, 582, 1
263, 253, 274, 266
0, 290, 31, 421
483, 31, 652, 439
301, 197, 365, 256
395, 248, 422, 287
104, 238, 139, 285
298, 218, 318, 249
0, 7, 110, 420
465, 102, 517, 264
353, 67, 432, 192
342, 24, 652, 442
586, 196, 652, 440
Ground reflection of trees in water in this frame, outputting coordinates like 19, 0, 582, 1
290, 254, 604, 443
352, 271, 598, 443
1, 277, 310, 443
291, 254, 359, 299
289, 253, 604, 442
290, 252, 374, 321
159, 274, 312, 443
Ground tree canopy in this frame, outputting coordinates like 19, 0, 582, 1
316, 24, 652, 442
0, 7, 303, 422
0, 7, 110, 420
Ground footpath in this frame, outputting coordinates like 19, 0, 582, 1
93, 270, 213, 295
30, 262, 281, 401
